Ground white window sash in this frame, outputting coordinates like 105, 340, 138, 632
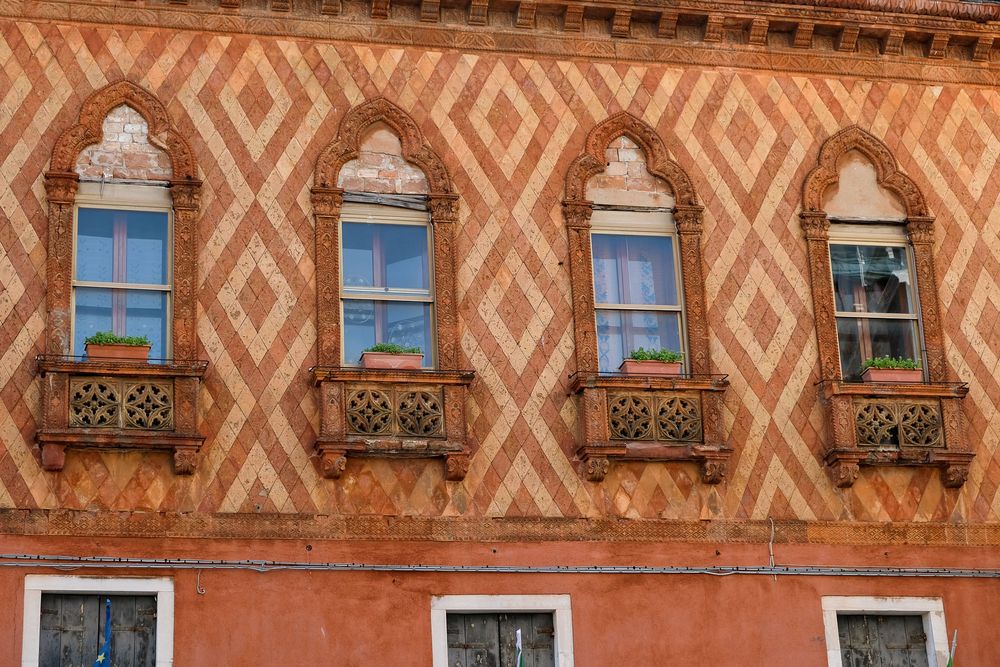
821, 596, 949, 667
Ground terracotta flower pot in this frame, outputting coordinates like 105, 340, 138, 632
85, 343, 151, 362
360, 352, 424, 370
619, 359, 683, 376
861, 367, 922, 383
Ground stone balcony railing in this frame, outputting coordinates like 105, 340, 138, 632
571, 372, 730, 483
35, 355, 208, 474
819, 380, 974, 488
312, 366, 476, 480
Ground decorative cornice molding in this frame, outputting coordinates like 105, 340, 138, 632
4, 2, 1000, 87
4, 510, 1000, 547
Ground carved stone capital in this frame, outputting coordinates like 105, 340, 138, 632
319, 450, 348, 479
943, 464, 969, 489
583, 455, 610, 482
799, 211, 830, 239
428, 193, 459, 223
699, 458, 726, 484
906, 216, 936, 245
169, 181, 203, 211
562, 200, 592, 229
824, 449, 866, 488
173, 447, 198, 475
673, 205, 704, 234
44, 172, 80, 203
445, 452, 469, 481
311, 187, 344, 216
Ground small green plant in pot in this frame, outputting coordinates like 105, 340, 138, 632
619, 347, 684, 376
360, 343, 424, 370
84, 332, 152, 362
861, 356, 922, 383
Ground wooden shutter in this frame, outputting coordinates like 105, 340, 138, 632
838, 614, 930, 667
447, 612, 555, 667
39, 594, 157, 667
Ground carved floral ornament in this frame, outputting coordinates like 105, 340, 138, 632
563, 112, 730, 484
311, 98, 474, 480
38, 81, 207, 475
800, 125, 973, 488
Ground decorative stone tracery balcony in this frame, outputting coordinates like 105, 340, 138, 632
571, 372, 730, 483
36, 356, 208, 474
312, 367, 475, 480
820, 380, 973, 488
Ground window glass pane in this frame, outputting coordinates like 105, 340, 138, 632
76, 209, 114, 282
343, 299, 433, 367
837, 317, 920, 380
77, 208, 169, 285
74, 287, 112, 355
592, 234, 677, 306
126, 290, 169, 360
830, 243, 915, 315
596, 309, 683, 372
125, 210, 169, 285
342, 222, 429, 291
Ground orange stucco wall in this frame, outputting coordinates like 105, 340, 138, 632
1, 536, 998, 665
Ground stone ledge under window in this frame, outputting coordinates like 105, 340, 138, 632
819, 380, 974, 488
571, 373, 730, 484
35, 355, 208, 474
312, 366, 476, 480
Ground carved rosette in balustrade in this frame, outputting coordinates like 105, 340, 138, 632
312, 368, 475, 480
36, 357, 207, 474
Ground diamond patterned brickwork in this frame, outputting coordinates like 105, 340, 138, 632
2, 20, 1000, 524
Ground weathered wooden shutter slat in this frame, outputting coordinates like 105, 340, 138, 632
838, 614, 930, 667
39, 594, 156, 667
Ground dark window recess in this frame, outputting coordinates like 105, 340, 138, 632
447, 612, 555, 667
39, 594, 156, 667
838, 614, 929, 667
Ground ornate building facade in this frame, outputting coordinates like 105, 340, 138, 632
1, 0, 1000, 664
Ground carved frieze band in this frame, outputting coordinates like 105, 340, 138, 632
10, 2, 1000, 86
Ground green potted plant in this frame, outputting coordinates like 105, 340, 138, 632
861, 356, 922, 383
619, 347, 684, 376
360, 343, 423, 370
84, 331, 152, 362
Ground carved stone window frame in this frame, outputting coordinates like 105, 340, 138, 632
38, 81, 206, 474
311, 98, 473, 480
563, 112, 729, 484
800, 126, 973, 487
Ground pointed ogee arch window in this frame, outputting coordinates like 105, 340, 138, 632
800, 126, 973, 488
37, 81, 207, 475
563, 113, 729, 484
311, 99, 474, 481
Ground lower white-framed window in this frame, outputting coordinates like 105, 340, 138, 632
821, 596, 949, 667
21, 575, 174, 667
431, 594, 573, 667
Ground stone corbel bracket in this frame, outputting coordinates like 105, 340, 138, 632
35, 356, 208, 475
312, 366, 476, 480
571, 373, 731, 484
819, 380, 974, 489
